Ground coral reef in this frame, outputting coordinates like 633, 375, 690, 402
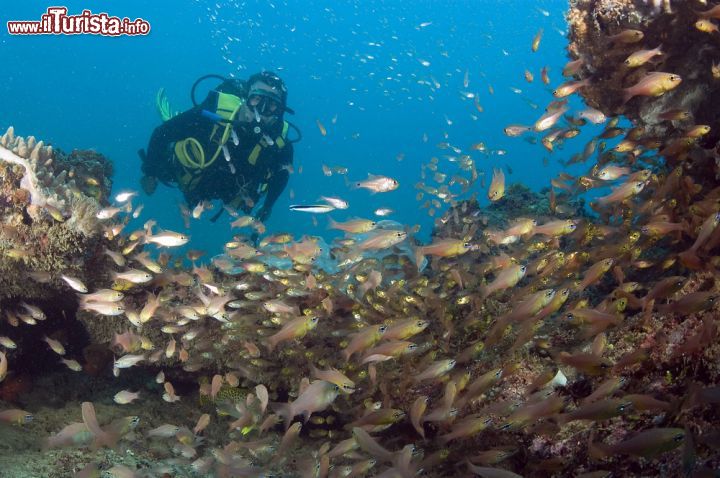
0, 127, 112, 302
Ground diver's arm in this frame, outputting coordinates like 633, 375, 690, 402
256, 144, 293, 221
142, 108, 204, 181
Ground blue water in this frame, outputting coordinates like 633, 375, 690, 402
0, 0, 603, 256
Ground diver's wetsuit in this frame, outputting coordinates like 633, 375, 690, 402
141, 90, 292, 220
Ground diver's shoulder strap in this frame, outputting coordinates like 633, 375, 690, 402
248, 121, 289, 165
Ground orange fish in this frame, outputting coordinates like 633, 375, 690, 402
531, 28, 543, 52
414, 239, 471, 268
488, 168, 506, 201
622, 72, 682, 104
265, 316, 320, 352
316, 119, 327, 136
481, 264, 526, 299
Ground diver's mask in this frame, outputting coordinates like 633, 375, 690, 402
248, 89, 282, 122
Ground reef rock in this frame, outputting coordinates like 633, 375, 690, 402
0, 126, 112, 303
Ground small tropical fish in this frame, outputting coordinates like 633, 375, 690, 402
353, 174, 399, 193
319, 196, 348, 209
534, 104, 568, 131
289, 204, 335, 214
413, 358, 456, 382
596, 165, 630, 180
596, 180, 646, 205
113, 269, 153, 284
488, 168, 506, 202
695, 19, 719, 33
624, 46, 663, 67
608, 29, 644, 44
265, 316, 319, 352
553, 79, 590, 98
374, 208, 393, 216
79, 301, 125, 316
0, 409, 34, 425
410, 396, 429, 437
415, 239, 471, 267
114, 354, 145, 369
114, 390, 140, 405
310, 364, 355, 393
275, 380, 340, 429
0, 336, 17, 349
147, 424, 181, 438
145, 231, 189, 247
43, 336, 66, 356
329, 218, 377, 234
343, 324, 387, 361
316, 119, 327, 136
61, 358, 83, 372
80, 289, 124, 303
590, 427, 685, 458
114, 190, 138, 203
481, 264, 526, 299
504, 125, 532, 137
230, 215, 256, 229
357, 230, 407, 250
557, 398, 632, 424
623, 72, 682, 104
0, 351, 7, 382
531, 28, 543, 52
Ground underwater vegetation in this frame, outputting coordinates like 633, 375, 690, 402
2, 0, 720, 477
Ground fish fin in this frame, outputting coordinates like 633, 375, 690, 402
588, 432, 612, 460
413, 246, 425, 271
271, 402, 294, 430
679, 249, 702, 270
621, 88, 635, 106
263, 339, 276, 354
327, 218, 339, 230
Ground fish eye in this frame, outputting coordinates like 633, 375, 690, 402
408, 344, 417, 350
673, 433, 685, 442
600, 362, 611, 369
379, 325, 388, 333
566, 313, 574, 320
333, 385, 340, 391
417, 320, 425, 327
520, 265, 527, 272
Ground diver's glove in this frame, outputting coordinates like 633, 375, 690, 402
140, 175, 158, 195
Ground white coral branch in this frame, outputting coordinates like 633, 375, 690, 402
0, 145, 47, 206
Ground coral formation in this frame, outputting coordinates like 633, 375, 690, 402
3, 1, 720, 476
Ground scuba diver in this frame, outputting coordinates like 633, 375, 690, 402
139, 71, 300, 223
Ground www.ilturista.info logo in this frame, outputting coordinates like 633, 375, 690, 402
7, 7, 151, 36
